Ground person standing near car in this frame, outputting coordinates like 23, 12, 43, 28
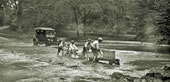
33, 38, 38, 46
91, 37, 103, 61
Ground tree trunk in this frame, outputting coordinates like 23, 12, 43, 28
17, 0, 23, 31
75, 11, 79, 38
73, 7, 79, 38
83, 8, 86, 37
0, 0, 5, 26
0, 10, 3, 26
116, 18, 120, 38
83, 22, 86, 37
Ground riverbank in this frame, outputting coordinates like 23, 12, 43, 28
110, 65, 170, 82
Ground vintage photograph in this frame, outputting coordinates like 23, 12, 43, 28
0, 0, 170, 82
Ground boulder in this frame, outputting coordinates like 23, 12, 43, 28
110, 72, 137, 82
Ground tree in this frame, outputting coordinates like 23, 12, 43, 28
156, 1, 170, 44
78, 0, 101, 37
16, 0, 71, 31
0, 2, 4, 26
68, 0, 81, 38
5, 0, 29, 31
0, 0, 8, 26
131, 0, 152, 41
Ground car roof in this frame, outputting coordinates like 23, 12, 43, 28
34, 27, 55, 31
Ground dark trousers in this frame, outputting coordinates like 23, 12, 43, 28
91, 47, 99, 61
82, 47, 87, 56
57, 47, 63, 55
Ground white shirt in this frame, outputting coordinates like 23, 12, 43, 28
84, 42, 92, 48
91, 40, 99, 49
69, 43, 78, 50
59, 41, 67, 48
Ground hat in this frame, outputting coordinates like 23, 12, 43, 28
59, 38, 63, 41
71, 40, 74, 43
98, 37, 103, 41
88, 38, 91, 41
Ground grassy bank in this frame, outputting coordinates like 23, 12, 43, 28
0, 27, 136, 42
0, 27, 34, 43
56, 30, 136, 41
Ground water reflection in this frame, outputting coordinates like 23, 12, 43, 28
101, 40, 170, 54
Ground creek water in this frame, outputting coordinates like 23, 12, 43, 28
0, 40, 170, 82
99, 40, 170, 77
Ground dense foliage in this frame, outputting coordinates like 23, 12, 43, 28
0, 0, 170, 43
156, 1, 170, 44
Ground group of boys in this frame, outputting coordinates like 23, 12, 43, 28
57, 37, 103, 61
57, 39, 78, 56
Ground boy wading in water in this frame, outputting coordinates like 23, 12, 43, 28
82, 39, 92, 59
57, 39, 67, 56
68, 40, 78, 57
91, 37, 103, 62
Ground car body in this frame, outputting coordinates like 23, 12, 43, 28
33, 27, 57, 46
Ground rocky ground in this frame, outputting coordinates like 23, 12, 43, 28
110, 65, 170, 82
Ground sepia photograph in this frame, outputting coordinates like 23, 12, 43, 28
0, 0, 170, 82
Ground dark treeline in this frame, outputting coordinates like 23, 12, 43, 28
0, 0, 170, 44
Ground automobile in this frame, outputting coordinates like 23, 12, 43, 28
33, 27, 57, 46
87, 50, 120, 65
